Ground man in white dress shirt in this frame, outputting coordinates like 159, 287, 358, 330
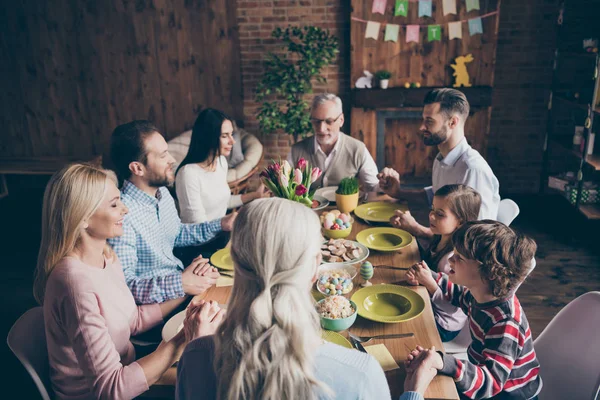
378, 88, 500, 239
287, 93, 379, 192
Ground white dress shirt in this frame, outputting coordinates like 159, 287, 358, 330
427, 138, 500, 220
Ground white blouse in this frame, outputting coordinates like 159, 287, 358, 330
175, 156, 243, 223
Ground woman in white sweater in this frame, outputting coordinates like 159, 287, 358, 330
175, 108, 268, 224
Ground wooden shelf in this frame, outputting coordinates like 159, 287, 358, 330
549, 138, 600, 171
351, 86, 493, 109
579, 204, 600, 220
585, 154, 600, 171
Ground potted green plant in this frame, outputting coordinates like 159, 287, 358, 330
335, 177, 360, 213
255, 26, 339, 142
375, 70, 392, 89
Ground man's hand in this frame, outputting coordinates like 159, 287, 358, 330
221, 211, 238, 232
389, 210, 420, 235
253, 182, 270, 200
182, 259, 220, 295
377, 167, 401, 198
404, 345, 442, 395
183, 299, 226, 342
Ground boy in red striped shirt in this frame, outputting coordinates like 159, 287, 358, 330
406, 220, 542, 399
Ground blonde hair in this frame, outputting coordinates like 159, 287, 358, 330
33, 163, 117, 305
214, 198, 331, 400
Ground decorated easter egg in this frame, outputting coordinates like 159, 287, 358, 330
324, 220, 333, 229
360, 261, 374, 280
331, 210, 341, 217
335, 218, 343, 226
339, 213, 349, 223
325, 213, 335, 222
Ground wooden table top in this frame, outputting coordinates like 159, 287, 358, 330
151, 200, 459, 400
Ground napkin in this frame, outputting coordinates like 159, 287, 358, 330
364, 344, 399, 371
216, 275, 234, 287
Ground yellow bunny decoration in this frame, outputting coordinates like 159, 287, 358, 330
450, 54, 474, 88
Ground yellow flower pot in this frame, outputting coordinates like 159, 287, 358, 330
335, 192, 359, 214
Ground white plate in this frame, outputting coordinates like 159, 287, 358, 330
315, 186, 338, 203
162, 310, 186, 342
320, 239, 369, 267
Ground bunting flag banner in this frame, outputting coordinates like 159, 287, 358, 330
365, 21, 381, 39
406, 25, 420, 43
372, 0, 387, 15
385, 24, 400, 42
468, 17, 483, 35
394, 0, 408, 17
448, 21, 462, 39
466, 0, 480, 12
428, 25, 441, 41
442, 0, 457, 15
418, 0, 432, 17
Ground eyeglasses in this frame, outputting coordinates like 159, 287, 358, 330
310, 112, 343, 126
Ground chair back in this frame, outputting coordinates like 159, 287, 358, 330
7, 307, 53, 400
497, 198, 520, 226
534, 291, 600, 400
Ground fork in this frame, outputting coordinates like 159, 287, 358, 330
348, 331, 414, 343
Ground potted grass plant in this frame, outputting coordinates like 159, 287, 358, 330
335, 177, 360, 213
375, 70, 392, 89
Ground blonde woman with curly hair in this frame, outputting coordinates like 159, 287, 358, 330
34, 164, 223, 399
176, 198, 390, 400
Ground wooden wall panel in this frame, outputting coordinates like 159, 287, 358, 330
0, 0, 242, 159
350, 108, 378, 157
350, 0, 500, 88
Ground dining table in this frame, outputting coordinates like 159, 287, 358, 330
148, 195, 459, 400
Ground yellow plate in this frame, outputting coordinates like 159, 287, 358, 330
210, 248, 234, 271
355, 227, 413, 252
351, 284, 425, 323
353, 202, 408, 223
321, 330, 353, 349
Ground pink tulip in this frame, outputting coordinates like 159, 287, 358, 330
310, 167, 322, 184
268, 163, 281, 175
279, 171, 289, 188
295, 184, 307, 196
260, 170, 269, 178
293, 168, 302, 184
296, 158, 308, 171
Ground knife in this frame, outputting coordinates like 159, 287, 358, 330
349, 336, 368, 353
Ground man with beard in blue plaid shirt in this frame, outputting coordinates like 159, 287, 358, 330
107, 120, 237, 305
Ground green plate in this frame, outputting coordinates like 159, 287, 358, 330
351, 284, 425, 323
210, 248, 234, 271
353, 202, 408, 223
321, 330, 353, 349
355, 227, 413, 252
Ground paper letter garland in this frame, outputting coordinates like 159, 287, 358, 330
385, 24, 400, 42
406, 25, 420, 43
466, 0, 480, 12
428, 25, 441, 41
372, 0, 387, 15
394, 0, 408, 17
442, 0, 457, 16
448, 21, 462, 39
365, 21, 381, 39
418, 0, 432, 18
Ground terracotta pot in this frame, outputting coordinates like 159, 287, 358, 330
335, 192, 359, 213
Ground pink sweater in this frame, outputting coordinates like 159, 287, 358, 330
43, 256, 163, 400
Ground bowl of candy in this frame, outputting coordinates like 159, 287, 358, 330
316, 296, 357, 332
320, 210, 352, 239
316, 263, 357, 297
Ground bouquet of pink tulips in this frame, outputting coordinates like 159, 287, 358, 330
260, 158, 322, 207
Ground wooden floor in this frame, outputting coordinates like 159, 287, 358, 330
1, 175, 599, 398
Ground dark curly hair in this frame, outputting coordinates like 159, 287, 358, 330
451, 220, 536, 298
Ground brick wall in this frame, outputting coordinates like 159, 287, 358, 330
236, 0, 351, 166
236, 0, 557, 194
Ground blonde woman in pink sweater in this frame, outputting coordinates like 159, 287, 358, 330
33, 164, 224, 400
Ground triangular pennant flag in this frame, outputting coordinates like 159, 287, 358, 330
418, 0, 432, 17
442, 0, 457, 15
428, 25, 441, 41
365, 21, 381, 39
468, 17, 483, 36
406, 25, 420, 43
385, 24, 400, 42
372, 0, 387, 15
466, 0, 480, 12
448, 21, 462, 40
394, 0, 408, 17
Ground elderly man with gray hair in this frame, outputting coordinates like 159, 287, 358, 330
286, 93, 380, 192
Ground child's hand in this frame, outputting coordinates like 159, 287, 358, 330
405, 267, 419, 286
410, 261, 438, 296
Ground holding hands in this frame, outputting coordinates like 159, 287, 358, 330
182, 255, 220, 296
221, 211, 238, 231
183, 299, 226, 342
390, 210, 420, 236
405, 261, 439, 296
377, 167, 401, 198
404, 345, 443, 395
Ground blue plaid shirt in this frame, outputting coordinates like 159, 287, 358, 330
108, 181, 222, 304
